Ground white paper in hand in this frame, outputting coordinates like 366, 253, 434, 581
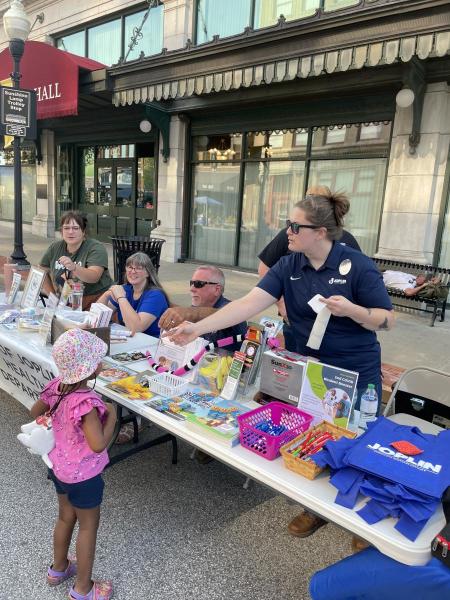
306, 294, 331, 350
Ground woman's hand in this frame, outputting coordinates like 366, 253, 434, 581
58, 255, 77, 272
162, 321, 198, 346
110, 284, 125, 301
320, 295, 355, 318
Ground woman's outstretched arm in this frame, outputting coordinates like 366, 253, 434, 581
165, 287, 277, 346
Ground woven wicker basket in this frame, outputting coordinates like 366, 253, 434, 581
280, 421, 357, 480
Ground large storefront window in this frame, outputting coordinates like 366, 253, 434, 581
190, 163, 241, 265
0, 146, 36, 223
196, 0, 366, 42
56, 145, 73, 225
56, 3, 163, 65
439, 184, 450, 268
75, 143, 156, 241
189, 123, 391, 269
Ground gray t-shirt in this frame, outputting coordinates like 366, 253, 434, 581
40, 238, 113, 296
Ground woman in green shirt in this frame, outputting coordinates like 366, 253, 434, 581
40, 211, 113, 309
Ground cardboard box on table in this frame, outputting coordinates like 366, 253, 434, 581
50, 315, 110, 353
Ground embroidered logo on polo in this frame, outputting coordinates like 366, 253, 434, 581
290, 275, 302, 281
329, 277, 347, 285
367, 442, 442, 474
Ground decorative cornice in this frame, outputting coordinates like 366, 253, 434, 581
113, 30, 450, 107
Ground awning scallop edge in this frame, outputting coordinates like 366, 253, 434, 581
113, 30, 450, 107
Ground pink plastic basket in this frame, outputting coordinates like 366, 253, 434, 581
237, 401, 313, 460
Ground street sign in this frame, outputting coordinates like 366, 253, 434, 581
0, 86, 37, 140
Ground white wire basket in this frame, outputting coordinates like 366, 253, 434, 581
147, 372, 189, 398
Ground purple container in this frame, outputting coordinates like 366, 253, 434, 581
237, 401, 313, 461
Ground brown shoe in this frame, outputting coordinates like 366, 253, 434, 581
288, 511, 327, 538
351, 536, 370, 553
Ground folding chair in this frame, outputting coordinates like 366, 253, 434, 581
384, 366, 450, 431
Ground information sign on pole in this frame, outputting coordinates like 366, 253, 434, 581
0, 86, 36, 139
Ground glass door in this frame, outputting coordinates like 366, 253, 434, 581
95, 159, 135, 240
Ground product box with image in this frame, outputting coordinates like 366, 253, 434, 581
259, 348, 307, 405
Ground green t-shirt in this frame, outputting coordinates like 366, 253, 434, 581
40, 238, 113, 296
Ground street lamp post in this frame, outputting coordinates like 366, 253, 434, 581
3, 0, 31, 265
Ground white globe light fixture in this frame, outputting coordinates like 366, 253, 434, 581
3, 0, 31, 41
396, 87, 415, 108
139, 119, 152, 133
2, 0, 31, 265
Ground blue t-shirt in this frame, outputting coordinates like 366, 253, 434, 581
111, 284, 168, 338
203, 295, 247, 352
257, 242, 392, 387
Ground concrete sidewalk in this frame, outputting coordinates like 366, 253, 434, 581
1, 220, 449, 373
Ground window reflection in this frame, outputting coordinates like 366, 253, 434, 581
190, 163, 240, 264
239, 160, 306, 269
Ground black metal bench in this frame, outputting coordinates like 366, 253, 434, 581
372, 257, 450, 327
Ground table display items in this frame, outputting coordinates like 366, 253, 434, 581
298, 359, 359, 429
86, 302, 113, 328
359, 384, 379, 430
20, 267, 46, 309
105, 370, 155, 401
97, 358, 137, 383
69, 281, 84, 311
196, 352, 233, 393
144, 372, 190, 398
259, 348, 307, 405
110, 348, 150, 363
431, 488, 450, 568
184, 397, 251, 447
311, 416, 450, 540
7, 271, 21, 304
280, 421, 356, 480
144, 389, 221, 422
237, 401, 313, 460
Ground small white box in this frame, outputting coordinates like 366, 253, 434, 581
259, 349, 307, 405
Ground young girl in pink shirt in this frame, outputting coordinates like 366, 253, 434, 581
30, 328, 116, 600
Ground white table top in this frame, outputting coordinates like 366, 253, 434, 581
96, 334, 445, 566
0, 325, 444, 566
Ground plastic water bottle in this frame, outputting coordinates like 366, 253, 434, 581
359, 384, 379, 430
70, 281, 84, 311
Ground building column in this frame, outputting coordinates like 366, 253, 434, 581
32, 129, 55, 238
377, 82, 450, 264
152, 115, 186, 262
163, 0, 193, 51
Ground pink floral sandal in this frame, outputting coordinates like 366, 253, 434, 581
47, 557, 77, 586
69, 580, 113, 600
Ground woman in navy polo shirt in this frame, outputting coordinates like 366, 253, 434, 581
98, 252, 169, 337
167, 190, 394, 537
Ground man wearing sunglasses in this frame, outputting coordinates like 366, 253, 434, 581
158, 265, 247, 352
258, 186, 361, 352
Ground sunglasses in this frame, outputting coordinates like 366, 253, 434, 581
286, 219, 321, 234
190, 280, 219, 289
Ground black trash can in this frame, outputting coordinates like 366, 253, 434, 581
111, 236, 166, 284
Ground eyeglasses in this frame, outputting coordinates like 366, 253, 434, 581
126, 265, 146, 272
286, 219, 321, 234
190, 280, 219, 289
62, 225, 81, 231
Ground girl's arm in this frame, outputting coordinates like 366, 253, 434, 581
166, 287, 277, 346
30, 399, 49, 419
82, 403, 117, 453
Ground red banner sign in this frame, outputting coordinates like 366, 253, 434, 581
0, 41, 105, 120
